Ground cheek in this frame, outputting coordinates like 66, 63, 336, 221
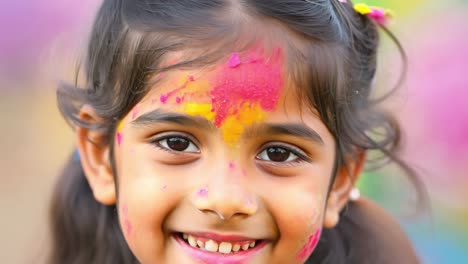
269, 182, 325, 260
117, 153, 182, 241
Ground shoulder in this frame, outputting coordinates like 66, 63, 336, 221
348, 198, 421, 264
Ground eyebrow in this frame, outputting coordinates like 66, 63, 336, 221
131, 109, 215, 130
259, 123, 325, 145
132, 109, 324, 145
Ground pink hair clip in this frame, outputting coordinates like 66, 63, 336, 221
353, 3, 394, 25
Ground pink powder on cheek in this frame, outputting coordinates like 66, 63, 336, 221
197, 187, 209, 197
228, 161, 236, 169
121, 205, 133, 236
296, 228, 322, 261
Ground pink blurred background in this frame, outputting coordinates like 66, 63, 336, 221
1, 0, 467, 263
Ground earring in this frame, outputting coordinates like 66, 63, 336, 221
349, 187, 361, 201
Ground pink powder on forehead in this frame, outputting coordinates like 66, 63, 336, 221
160, 75, 194, 103
210, 48, 284, 127
160, 88, 183, 104
227, 52, 241, 68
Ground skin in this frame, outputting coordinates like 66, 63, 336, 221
76, 45, 366, 263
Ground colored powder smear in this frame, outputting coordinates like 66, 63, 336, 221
121, 204, 133, 236
210, 47, 284, 130
116, 121, 124, 146
160, 47, 284, 146
197, 187, 209, 197
229, 161, 236, 169
160, 75, 195, 103
227, 52, 241, 68
296, 228, 322, 261
131, 106, 140, 120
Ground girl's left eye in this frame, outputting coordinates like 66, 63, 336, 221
157, 136, 200, 153
257, 146, 304, 163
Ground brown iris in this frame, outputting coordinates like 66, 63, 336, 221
266, 147, 291, 162
166, 137, 190, 151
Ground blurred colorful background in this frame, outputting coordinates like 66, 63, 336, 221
1, 0, 467, 263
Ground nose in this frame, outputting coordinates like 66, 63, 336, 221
192, 164, 258, 221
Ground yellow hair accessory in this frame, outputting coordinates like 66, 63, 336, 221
353, 3, 394, 25
354, 3, 373, 15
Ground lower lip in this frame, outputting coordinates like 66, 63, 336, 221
173, 234, 267, 264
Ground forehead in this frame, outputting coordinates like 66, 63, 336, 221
135, 46, 309, 143
130, 44, 335, 149
155, 44, 291, 100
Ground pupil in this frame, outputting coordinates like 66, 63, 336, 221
267, 147, 290, 162
167, 137, 189, 151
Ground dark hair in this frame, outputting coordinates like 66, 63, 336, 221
51, 0, 427, 263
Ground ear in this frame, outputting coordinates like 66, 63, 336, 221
323, 151, 366, 228
76, 105, 116, 205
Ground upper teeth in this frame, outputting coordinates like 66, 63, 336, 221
182, 234, 257, 254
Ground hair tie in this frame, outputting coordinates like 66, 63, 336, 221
353, 3, 394, 25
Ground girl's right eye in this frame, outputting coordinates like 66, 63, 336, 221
156, 136, 200, 153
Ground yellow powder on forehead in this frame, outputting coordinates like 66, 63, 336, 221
183, 103, 215, 121
182, 102, 267, 146
221, 104, 266, 146
184, 78, 211, 96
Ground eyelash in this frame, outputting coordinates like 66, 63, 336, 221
151, 132, 310, 166
150, 133, 200, 154
256, 143, 311, 166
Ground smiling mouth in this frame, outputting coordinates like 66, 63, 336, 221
175, 232, 262, 254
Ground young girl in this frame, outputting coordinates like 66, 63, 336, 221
51, 0, 425, 263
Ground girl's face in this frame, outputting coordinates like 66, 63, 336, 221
114, 47, 336, 264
